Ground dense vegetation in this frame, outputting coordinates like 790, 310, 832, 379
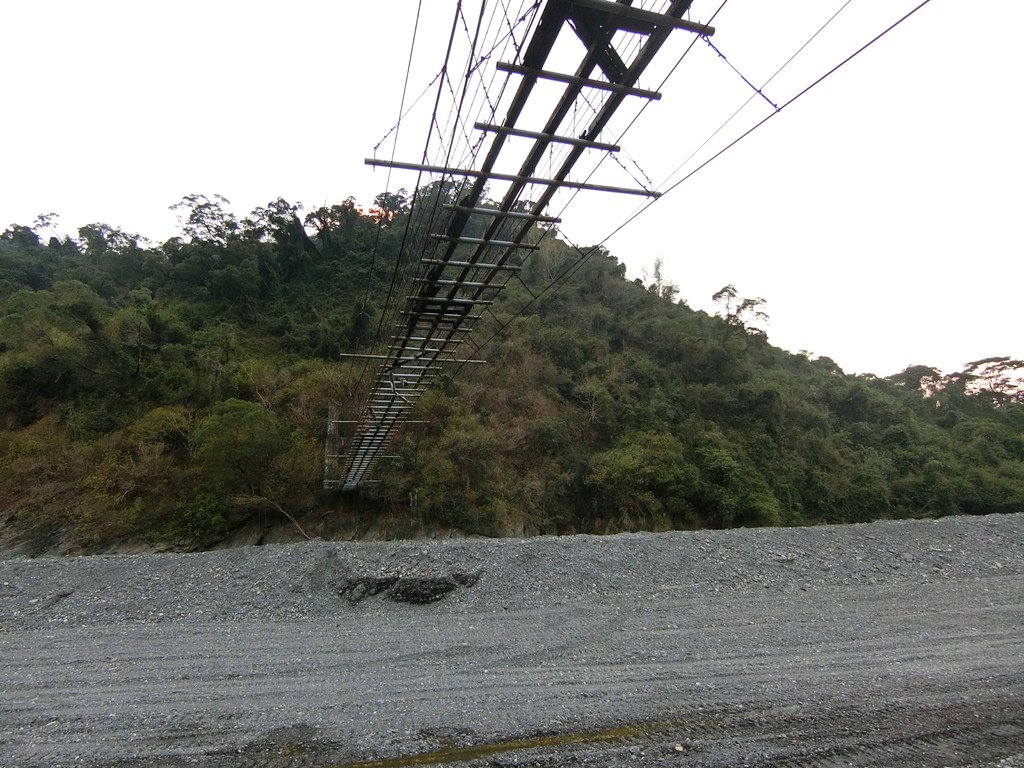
2, 191, 1022, 550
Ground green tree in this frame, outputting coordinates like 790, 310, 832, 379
712, 284, 769, 340
586, 431, 699, 529
193, 399, 291, 496
371, 188, 409, 224
170, 193, 239, 245
645, 257, 679, 302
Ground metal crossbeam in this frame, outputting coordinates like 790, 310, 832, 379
474, 122, 620, 151
429, 234, 541, 249
412, 278, 493, 288
442, 204, 562, 223
365, 158, 660, 197
420, 259, 521, 271
494, 62, 661, 99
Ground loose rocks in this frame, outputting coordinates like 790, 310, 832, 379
1, 514, 1022, 768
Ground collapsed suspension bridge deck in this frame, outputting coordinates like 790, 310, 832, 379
325, 0, 714, 491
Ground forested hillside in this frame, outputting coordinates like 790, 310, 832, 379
2, 191, 1022, 551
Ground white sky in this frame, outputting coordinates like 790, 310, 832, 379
2, 1, 1021, 377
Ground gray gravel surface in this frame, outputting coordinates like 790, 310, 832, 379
2, 514, 1022, 767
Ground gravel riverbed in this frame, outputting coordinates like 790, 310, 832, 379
2, 513, 1022, 767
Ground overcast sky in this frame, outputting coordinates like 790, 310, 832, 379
2, 1, 1021, 377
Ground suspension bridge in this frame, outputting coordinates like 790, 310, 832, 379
324, 0, 713, 491
323, 0, 935, 491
